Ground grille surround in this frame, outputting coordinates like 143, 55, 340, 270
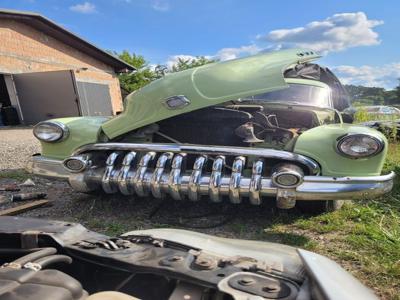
66, 143, 320, 204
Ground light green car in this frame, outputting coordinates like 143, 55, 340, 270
27, 49, 395, 213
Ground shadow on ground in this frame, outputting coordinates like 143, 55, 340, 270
0, 170, 314, 248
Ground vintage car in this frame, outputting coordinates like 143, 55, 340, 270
27, 49, 395, 213
362, 105, 400, 118
0, 216, 378, 299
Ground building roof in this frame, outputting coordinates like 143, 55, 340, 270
0, 8, 135, 72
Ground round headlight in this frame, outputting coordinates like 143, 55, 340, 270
33, 121, 69, 142
337, 134, 383, 158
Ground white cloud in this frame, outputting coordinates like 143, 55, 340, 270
258, 12, 383, 53
70, 2, 96, 14
215, 44, 261, 61
334, 63, 400, 89
166, 45, 261, 69
151, 0, 169, 11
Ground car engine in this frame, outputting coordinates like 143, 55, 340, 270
118, 105, 323, 151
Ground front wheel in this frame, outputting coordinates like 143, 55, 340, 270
296, 200, 344, 214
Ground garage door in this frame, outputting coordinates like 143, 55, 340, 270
13, 70, 80, 125
76, 81, 113, 116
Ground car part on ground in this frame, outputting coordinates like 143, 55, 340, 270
358, 105, 400, 118
0, 216, 378, 300
27, 49, 394, 213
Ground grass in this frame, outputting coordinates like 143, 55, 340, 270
231, 107, 399, 299
72, 144, 399, 299
282, 142, 400, 299
0, 170, 32, 181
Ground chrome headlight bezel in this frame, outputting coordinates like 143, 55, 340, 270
336, 133, 384, 159
33, 121, 69, 143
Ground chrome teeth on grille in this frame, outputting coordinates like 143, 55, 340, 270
68, 150, 302, 204
98, 151, 270, 204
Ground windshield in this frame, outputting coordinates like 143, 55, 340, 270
243, 83, 331, 107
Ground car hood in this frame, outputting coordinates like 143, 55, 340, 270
102, 49, 321, 139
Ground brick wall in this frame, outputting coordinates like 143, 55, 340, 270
0, 18, 123, 113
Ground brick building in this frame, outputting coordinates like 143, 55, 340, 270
0, 9, 134, 125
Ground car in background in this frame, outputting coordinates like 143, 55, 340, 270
362, 105, 400, 119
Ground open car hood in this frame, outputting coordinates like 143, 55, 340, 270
102, 49, 321, 139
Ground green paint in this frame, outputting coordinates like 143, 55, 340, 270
294, 124, 388, 176
36, 49, 388, 178
102, 49, 320, 139
40, 116, 109, 159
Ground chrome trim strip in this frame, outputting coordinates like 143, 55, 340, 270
72, 143, 321, 175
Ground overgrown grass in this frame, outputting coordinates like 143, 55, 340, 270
286, 143, 400, 299
354, 108, 398, 141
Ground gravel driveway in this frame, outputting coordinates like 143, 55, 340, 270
0, 128, 40, 170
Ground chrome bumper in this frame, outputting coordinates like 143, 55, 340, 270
27, 154, 395, 207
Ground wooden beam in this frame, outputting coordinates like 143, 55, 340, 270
0, 200, 50, 216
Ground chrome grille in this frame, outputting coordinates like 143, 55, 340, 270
67, 143, 320, 204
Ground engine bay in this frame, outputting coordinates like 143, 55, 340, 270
118, 104, 333, 151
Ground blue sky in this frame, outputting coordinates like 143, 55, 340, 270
2, 0, 400, 88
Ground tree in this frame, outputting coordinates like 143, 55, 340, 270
116, 51, 157, 93
396, 78, 400, 100
344, 84, 398, 106
171, 56, 215, 72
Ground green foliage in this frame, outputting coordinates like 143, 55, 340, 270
396, 78, 400, 101
116, 50, 159, 93
115, 52, 216, 93
345, 83, 400, 106
170, 56, 215, 72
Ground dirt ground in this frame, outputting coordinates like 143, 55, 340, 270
0, 128, 310, 239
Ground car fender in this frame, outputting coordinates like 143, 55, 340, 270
294, 124, 388, 176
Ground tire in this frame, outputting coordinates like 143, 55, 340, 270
296, 200, 344, 214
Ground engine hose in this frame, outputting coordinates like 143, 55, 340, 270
12, 247, 57, 265
34, 255, 72, 268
